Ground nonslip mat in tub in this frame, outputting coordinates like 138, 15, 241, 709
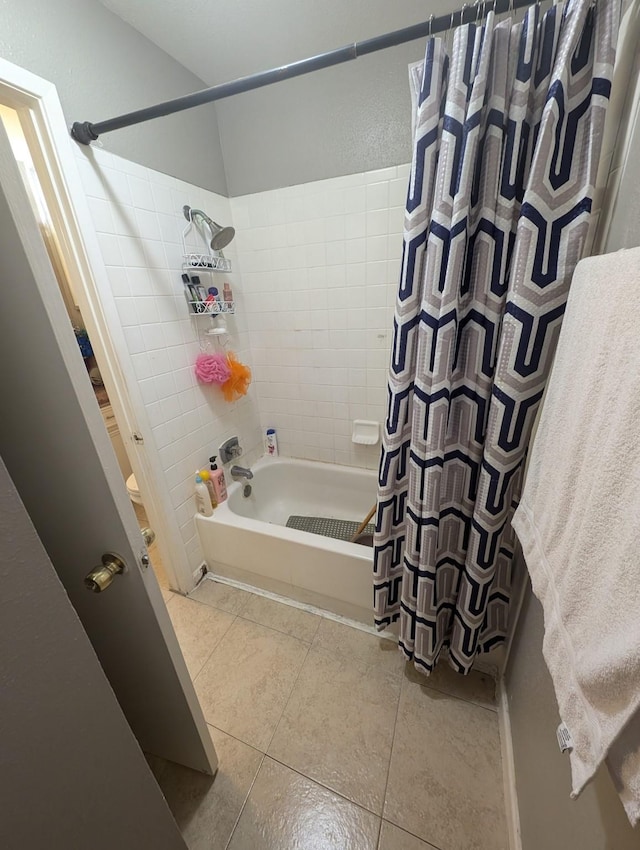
286, 515, 374, 543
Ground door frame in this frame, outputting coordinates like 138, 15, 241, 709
0, 57, 193, 593
0, 110, 218, 775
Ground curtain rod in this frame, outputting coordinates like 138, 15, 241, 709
71, 0, 537, 145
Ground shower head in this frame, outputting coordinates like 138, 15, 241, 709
209, 222, 236, 251
184, 206, 236, 251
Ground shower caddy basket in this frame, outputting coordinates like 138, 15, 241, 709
181, 207, 235, 317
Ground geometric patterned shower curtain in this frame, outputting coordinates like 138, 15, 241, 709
374, 0, 619, 675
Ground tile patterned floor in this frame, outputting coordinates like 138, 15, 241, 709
153, 579, 507, 850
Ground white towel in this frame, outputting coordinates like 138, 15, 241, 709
512, 246, 640, 826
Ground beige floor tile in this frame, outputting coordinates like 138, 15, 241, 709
228, 757, 380, 850
195, 618, 309, 751
190, 579, 253, 615
240, 594, 321, 643
166, 595, 236, 679
147, 726, 262, 850
312, 618, 405, 676
269, 647, 400, 814
378, 821, 438, 850
405, 662, 496, 710
384, 679, 507, 850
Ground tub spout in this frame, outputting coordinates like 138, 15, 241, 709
230, 465, 254, 481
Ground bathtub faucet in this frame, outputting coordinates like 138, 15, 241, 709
230, 465, 254, 481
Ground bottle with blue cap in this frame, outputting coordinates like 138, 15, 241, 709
194, 471, 213, 516
265, 428, 278, 457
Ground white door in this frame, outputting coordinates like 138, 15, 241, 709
0, 117, 217, 774
0, 454, 187, 850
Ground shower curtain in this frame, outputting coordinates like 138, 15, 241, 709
374, 0, 619, 675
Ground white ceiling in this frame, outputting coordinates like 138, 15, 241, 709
98, 0, 435, 86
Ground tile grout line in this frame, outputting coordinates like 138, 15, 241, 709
190, 613, 238, 685
381, 672, 499, 850
255, 754, 385, 826
180, 585, 256, 686
381, 816, 444, 850
376, 674, 403, 848
189, 584, 323, 645
224, 749, 267, 850
264, 749, 385, 820
207, 722, 264, 755
263, 639, 313, 755
235, 609, 321, 646
416, 679, 499, 715
224, 638, 315, 849
204, 718, 267, 849
261, 624, 397, 823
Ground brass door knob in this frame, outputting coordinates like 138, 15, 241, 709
85, 553, 126, 593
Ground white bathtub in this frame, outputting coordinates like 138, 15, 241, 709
195, 457, 377, 623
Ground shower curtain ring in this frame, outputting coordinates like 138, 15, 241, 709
428, 13, 434, 37
450, 10, 455, 29
461, 3, 468, 24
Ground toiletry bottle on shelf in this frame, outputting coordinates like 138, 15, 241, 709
223, 282, 233, 308
191, 275, 207, 301
209, 456, 228, 503
182, 273, 198, 313
266, 428, 278, 457
195, 472, 213, 516
205, 288, 220, 313
199, 468, 217, 507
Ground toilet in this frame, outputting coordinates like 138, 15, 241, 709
126, 473, 143, 506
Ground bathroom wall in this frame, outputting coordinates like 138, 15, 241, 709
230, 163, 409, 469
505, 582, 638, 849
0, 0, 227, 194
97, 0, 444, 196
216, 49, 422, 196
74, 145, 262, 576
210, 0, 500, 195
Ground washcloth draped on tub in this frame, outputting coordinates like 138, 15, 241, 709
512, 247, 640, 825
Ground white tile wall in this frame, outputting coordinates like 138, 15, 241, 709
73, 149, 408, 578
75, 147, 262, 574
230, 164, 409, 469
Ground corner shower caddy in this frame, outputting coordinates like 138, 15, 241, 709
181, 206, 235, 320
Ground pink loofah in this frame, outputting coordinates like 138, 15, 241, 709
194, 352, 231, 384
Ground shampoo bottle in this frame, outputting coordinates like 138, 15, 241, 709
199, 468, 217, 507
195, 472, 213, 516
209, 456, 228, 503
265, 428, 278, 457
